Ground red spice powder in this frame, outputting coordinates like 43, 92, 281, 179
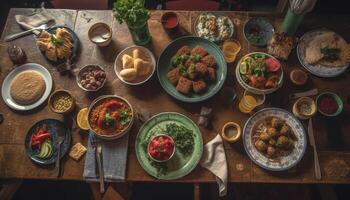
318, 95, 338, 114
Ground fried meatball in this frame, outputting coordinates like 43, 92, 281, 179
195, 62, 208, 77
255, 140, 267, 152
201, 55, 216, 68
184, 59, 195, 69
176, 45, 191, 55
280, 124, 290, 135
176, 77, 192, 94
191, 45, 208, 57
192, 80, 207, 93
276, 135, 290, 148
259, 132, 270, 141
267, 146, 276, 156
167, 68, 180, 85
267, 127, 278, 137
207, 67, 216, 81
271, 117, 283, 129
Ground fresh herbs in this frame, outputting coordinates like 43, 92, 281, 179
113, 0, 150, 27
190, 54, 201, 62
321, 47, 340, 60
177, 64, 188, 77
119, 111, 131, 125
102, 112, 115, 128
166, 123, 195, 156
171, 55, 189, 66
50, 34, 63, 46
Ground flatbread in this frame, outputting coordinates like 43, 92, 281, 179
305, 32, 350, 67
10, 70, 46, 105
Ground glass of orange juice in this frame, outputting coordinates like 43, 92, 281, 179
238, 90, 265, 114
222, 39, 241, 63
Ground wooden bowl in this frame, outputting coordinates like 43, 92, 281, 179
48, 89, 75, 114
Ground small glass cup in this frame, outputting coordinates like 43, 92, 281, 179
238, 90, 265, 114
127, 20, 151, 46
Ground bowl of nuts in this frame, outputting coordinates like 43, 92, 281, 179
76, 65, 107, 91
48, 90, 75, 114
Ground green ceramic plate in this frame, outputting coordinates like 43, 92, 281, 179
157, 36, 227, 102
135, 112, 203, 180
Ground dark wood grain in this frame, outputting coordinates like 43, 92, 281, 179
0, 8, 350, 184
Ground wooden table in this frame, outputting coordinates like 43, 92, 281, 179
1, 8, 350, 186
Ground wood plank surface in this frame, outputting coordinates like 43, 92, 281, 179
0, 8, 350, 184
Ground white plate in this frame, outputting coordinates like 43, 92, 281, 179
1, 63, 53, 111
297, 29, 349, 78
243, 108, 307, 171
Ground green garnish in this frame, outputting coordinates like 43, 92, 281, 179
50, 34, 63, 46
190, 54, 201, 62
321, 47, 340, 60
119, 111, 131, 125
177, 64, 188, 77
188, 63, 196, 74
102, 112, 115, 128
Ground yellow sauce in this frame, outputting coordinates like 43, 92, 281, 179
224, 126, 238, 139
222, 40, 241, 63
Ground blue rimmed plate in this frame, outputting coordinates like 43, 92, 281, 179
244, 17, 274, 46
297, 29, 349, 78
25, 119, 72, 165
243, 108, 307, 171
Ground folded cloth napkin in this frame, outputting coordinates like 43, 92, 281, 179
200, 134, 228, 197
83, 131, 129, 182
14, 7, 54, 35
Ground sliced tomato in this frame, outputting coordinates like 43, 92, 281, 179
265, 57, 281, 72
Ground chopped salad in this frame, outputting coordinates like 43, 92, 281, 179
195, 13, 233, 42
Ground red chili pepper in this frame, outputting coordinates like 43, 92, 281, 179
105, 100, 122, 110
97, 108, 107, 127
34, 133, 52, 143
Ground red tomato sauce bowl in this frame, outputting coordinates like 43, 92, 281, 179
161, 12, 179, 30
148, 134, 175, 162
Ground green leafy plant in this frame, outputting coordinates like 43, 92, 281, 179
113, 0, 150, 27
50, 35, 63, 46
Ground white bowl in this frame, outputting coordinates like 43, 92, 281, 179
114, 46, 156, 85
235, 52, 283, 95
76, 65, 107, 92
147, 134, 176, 163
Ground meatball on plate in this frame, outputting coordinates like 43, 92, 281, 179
157, 36, 227, 103
243, 108, 307, 171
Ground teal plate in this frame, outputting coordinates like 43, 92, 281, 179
157, 36, 227, 103
135, 112, 203, 180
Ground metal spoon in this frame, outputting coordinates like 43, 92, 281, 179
4, 20, 55, 42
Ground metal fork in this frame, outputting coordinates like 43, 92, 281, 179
90, 134, 105, 194
54, 135, 65, 177
4, 19, 55, 42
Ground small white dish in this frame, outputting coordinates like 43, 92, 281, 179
1, 63, 53, 111
114, 46, 156, 85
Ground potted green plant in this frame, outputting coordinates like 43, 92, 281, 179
113, 0, 151, 45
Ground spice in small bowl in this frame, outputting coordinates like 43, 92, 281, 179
290, 69, 308, 86
316, 92, 343, 117
221, 122, 241, 143
148, 134, 175, 163
161, 12, 179, 34
49, 90, 75, 114
293, 97, 316, 119
88, 22, 112, 47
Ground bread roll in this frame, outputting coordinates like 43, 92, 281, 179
134, 58, 152, 76
122, 54, 134, 69
133, 49, 141, 59
120, 68, 137, 81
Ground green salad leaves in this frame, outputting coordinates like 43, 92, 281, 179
113, 0, 150, 27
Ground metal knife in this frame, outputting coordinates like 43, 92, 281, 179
96, 143, 105, 193
308, 118, 322, 180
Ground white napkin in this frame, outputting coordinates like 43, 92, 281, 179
14, 7, 54, 34
200, 134, 228, 197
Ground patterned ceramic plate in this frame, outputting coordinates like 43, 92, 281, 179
135, 112, 203, 180
243, 108, 307, 171
244, 17, 274, 46
297, 29, 349, 78
157, 36, 227, 103
25, 119, 72, 165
